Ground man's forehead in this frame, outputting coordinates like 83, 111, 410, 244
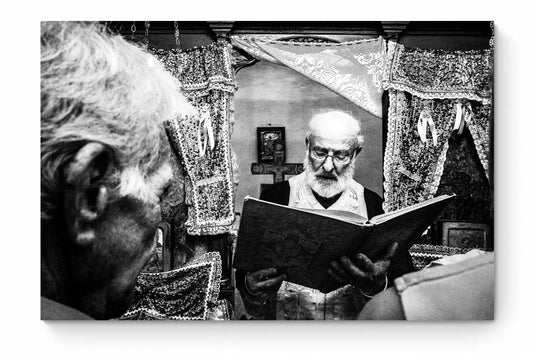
310, 135, 353, 150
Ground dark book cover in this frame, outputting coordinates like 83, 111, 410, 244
234, 195, 454, 293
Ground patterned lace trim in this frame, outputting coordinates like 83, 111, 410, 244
118, 252, 222, 321
382, 89, 404, 212
154, 41, 236, 236
467, 104, 491, 182
383, 90, 455, 212
149, 42, 236, 96
429, 140, 450, 198
166, 103, 236, 235
232, 34, 382, 47
469, 126, 490, 181
383, 82, 492, 105
189, 252, 223, 312
383, 42, 492, 104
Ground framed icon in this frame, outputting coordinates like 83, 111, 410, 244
257, 127, 286, 164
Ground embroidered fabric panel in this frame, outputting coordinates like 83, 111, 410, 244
150, 42, 235, 97
468, 103, 492, 181
166, 91, 235, 235
383, 90, 457, 212
119, 252, 223, 320
384, 42, 493, 105
151, 43, 236, 235
231, 35, 386, 117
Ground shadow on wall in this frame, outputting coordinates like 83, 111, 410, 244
232, 61, 383, 213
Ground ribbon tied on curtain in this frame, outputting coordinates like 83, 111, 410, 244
417, 101, 438, 146
453, 100, 473, 135
197, 104, 216, 157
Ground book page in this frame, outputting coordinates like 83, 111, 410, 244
298, 208, 369, 225
369, 194, 455, 224
243, 196, 368, 225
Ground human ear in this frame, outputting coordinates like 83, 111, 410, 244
63, 142, 114, 246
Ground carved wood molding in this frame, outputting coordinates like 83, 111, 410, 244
207, 21, 235, 41
381, 21, 410, 40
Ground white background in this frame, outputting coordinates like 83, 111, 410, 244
1, 0, 531, 353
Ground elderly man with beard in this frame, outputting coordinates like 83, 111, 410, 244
41, 22, 195, 319
237, 110, 415, 320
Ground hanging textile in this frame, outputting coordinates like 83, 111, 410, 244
383, 42, 493, 105
384, 92, 492, 212
468, 103, 491, 180
383, 90, 456, 212
151, 43, 236, 235
382, 43, 493, 212
231, 35, 386, 117
119, 252, 230, 320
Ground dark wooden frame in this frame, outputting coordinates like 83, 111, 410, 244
440, 221, 490, 249
257, 127, 286, 164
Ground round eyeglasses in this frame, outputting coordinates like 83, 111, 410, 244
310, 148, 352, 164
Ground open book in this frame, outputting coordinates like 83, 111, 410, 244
233, 194, 455, 293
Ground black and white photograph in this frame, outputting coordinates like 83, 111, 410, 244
0, 0, 520, 350
37, 20, 496, 322
38, 20, 496, 322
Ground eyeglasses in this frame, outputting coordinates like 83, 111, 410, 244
310, 148, 353, 164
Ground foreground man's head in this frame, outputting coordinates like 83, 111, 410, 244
304, 110, 364, 198
41, 21, 190, 319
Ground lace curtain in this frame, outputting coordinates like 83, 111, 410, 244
151, 43, 237, 235
231, 35, 387, 118
383, 43, 493, 212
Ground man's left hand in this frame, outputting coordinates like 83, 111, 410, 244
327, 242, 399, 296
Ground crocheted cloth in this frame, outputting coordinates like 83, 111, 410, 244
231, 35, 386, 117
468, 103, 491, 181
408, 244, 472, 270
383, 42, 493, 105
119, 252, 227, 320
151, 43, 236, 235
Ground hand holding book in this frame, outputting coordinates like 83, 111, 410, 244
245, 268, 286, 297
328, 242, 399, 296
234, 194, 455, 293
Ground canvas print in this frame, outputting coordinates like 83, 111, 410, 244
41, 21, 494, 321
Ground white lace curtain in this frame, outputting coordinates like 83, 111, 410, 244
231, 35, 386, 118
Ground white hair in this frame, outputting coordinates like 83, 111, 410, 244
119, 163, 173, 205
41, 22, 189, 219
306, 109, 364, 148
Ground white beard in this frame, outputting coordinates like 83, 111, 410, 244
303, 153, 356, 198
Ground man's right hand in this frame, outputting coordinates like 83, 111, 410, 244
245, 268, 286, 296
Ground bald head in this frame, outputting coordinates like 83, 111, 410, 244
307, 110, 364, 149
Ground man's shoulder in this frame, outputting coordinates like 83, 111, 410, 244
259, 180, 290, 206
361, 187, 384, 217
363, 188, 383, 204
41, 297, 94, 320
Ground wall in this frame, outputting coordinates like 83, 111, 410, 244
232, 61, 383, 213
